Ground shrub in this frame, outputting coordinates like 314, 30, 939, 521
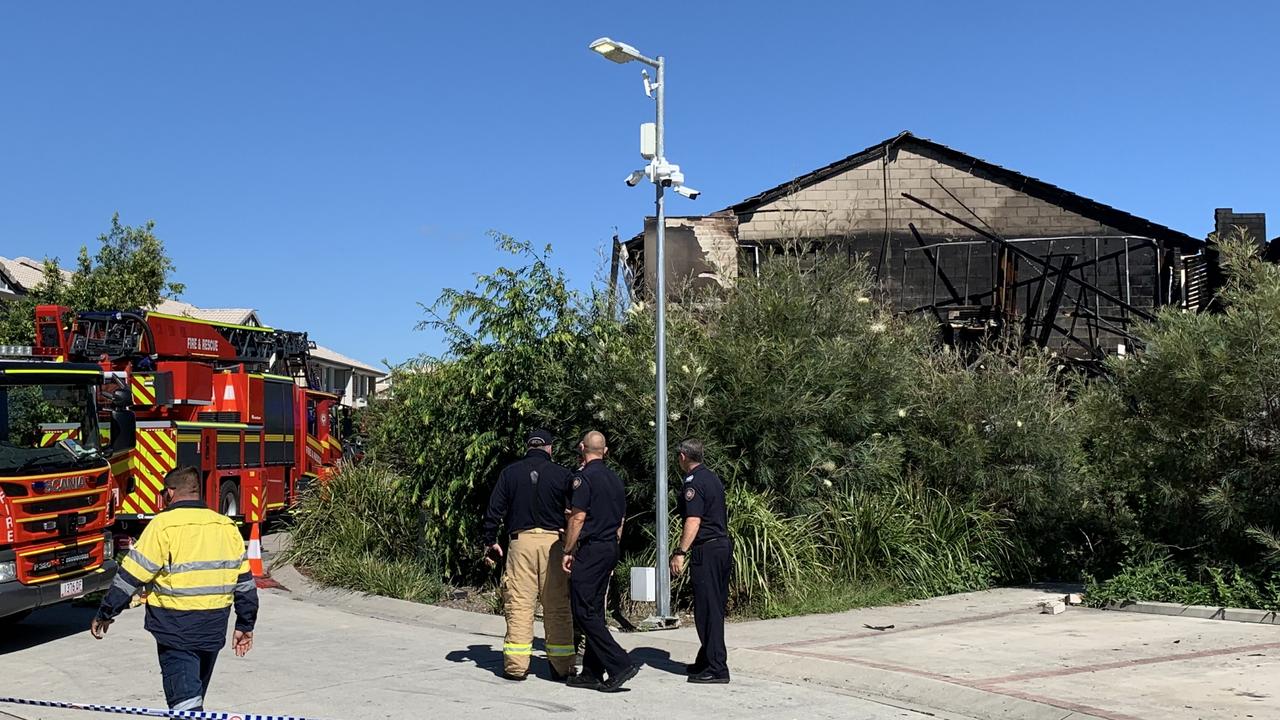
283, 462, 442, 603
1084, 557, 1280, 612
817, 481, 1021, 597
1079, 232, 1280, 575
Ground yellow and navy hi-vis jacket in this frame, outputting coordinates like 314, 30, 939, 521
98, 501, 258, 651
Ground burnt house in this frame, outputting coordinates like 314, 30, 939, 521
620, 132, 1262, 360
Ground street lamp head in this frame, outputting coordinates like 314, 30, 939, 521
590, 37, 644, 64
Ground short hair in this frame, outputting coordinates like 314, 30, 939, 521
677, 439, 705, 463
164, 466, 201, 495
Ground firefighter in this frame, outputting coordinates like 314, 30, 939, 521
670, 438, 732, 684
481, 428, 576, 681
90, 466, 257, 712
561, 431, 639, 693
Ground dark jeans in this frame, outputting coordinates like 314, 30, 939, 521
691, 537, 732, 676
157, 644, 219, 711
569, 540, 631, 679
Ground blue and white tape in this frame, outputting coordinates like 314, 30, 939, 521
0, 696, 325, 720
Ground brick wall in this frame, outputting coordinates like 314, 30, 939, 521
641, 215, 740, 295
734, 144, 1165, 355
1214, 208, 1266, 247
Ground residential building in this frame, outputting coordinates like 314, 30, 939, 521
621, 131, 1266, 360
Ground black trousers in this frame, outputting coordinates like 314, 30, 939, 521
691, 537, 732, 676
569, 540, 631, 679
156, 643, 218, 711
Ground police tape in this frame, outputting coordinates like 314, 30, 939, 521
0, 696, 325, 720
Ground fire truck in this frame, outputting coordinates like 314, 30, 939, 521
0, 346, 127, 624
32, 305, 344, 541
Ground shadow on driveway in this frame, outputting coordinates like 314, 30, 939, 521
630, 646, 687, 676
0, 604, 97, 655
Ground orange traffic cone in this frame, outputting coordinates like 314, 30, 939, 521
248, 521, 286, 591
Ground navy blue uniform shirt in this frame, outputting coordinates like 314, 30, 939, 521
677, 465, 729, 544
569, 459, 626, 544
481, 449, 573, 545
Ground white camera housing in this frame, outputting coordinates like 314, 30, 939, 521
625, 169, 646, 187
674, 185, 700, 200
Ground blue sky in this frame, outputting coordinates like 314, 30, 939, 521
1, 2, 1276, 367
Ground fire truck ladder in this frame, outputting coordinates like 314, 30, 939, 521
269, 330, 318, 386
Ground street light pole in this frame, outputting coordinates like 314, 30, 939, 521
651, 55, 672, 620
590, 37, 693, 624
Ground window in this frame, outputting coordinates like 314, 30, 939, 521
737, 243, 761, 278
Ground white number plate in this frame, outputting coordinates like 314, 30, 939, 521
60, 578, 84, 598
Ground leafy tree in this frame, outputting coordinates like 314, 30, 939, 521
361, 233, 601, 577
1081, 230, 1280, 573
0, 214, 184, 343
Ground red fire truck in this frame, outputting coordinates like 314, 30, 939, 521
1, 347, 128, 624
33, 305, 344, 540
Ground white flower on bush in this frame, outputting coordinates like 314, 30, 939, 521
648, 361, 656, 376
820, 460, 837, 473
822, 479, 833, 488
626, 301, 647, 316
681, 364, 690, 374
669, 411, 681, 422
648, 420, 656, 427
857, 297, 870, 304
1016, 420, 1024, 428
870, 322, 886, 333
693, 396, 707, 409
897, 408, 907, 418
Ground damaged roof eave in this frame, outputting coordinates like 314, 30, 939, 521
723, 131, 1202, 251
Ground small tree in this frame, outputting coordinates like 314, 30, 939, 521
0, 214, 184, 343
362, 233, 601, 578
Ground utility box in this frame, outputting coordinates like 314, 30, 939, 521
640, 123, 656, 160
630, 566, 656, 602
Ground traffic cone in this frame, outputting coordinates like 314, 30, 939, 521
248, 521, 286, 591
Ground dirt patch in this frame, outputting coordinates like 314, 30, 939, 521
438, 585, 501, 615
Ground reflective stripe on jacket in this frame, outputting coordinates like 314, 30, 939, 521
118, 505, 251, 611
98, 500, 258, 651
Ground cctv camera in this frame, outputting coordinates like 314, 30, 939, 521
674, 185, 701, 200
625, 169, 646, 187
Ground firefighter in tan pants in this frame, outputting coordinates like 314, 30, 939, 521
481, 429, 577, 681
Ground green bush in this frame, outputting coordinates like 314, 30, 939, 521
1079, 232, 1280, 576
725, 486, 827, 606
818, 481, 1021, 597
338, 229, 1280, 618
283, 462, 442, 603
1084, 557, 1280, 612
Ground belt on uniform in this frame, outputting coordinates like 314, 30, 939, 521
692, 536, 730, 548
509, 528, 562, 540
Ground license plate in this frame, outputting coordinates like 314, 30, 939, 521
60, 578, 84, 598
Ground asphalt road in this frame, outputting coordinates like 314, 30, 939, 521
0, 589, 947, 720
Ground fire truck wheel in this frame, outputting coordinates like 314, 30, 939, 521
219, 480, 240, 518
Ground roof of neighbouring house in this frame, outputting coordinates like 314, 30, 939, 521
727, 131, 1203, 249
0, 256, 75, 292
310, 344, 385, 375
152, 298, 261, 327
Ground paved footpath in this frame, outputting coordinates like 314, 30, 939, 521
0, 575, 954, 720
3, 555, 1278, 720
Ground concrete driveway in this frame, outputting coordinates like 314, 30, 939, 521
3, 564, 1277, 720
0, 587, 949, 720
